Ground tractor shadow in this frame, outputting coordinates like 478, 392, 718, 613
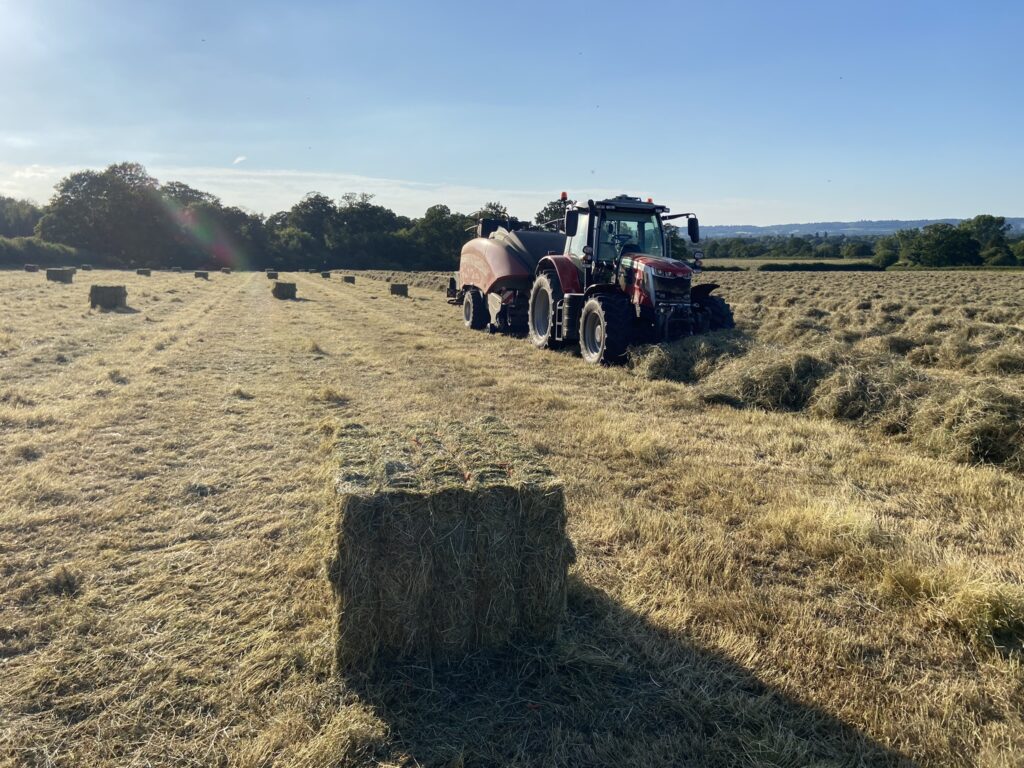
346, 578, 915, 767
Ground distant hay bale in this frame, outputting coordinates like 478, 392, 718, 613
136, 268, 151, 276
45, 268, 74, 284
327, 418, 573, 670
343, 275, 355, 284
81, 264, 93, 271
272, 281, 297, 300
194, 271, 209, 280
389, 283, 408, 297
266, 271, 279, 279
221, 267, 232, 274
172, 266, 182, 272
24, 264, 39, 272
89, 285, 127, 310
321, 271, 331, 278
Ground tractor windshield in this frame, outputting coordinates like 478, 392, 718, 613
595, 211, 665, 261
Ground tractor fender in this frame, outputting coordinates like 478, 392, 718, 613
536, 255, 582, 294
583, 282, 620, 298
690, 282, 720, 302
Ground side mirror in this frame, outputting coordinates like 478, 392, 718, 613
687, 216, 700, 244
564, 210, 579, 237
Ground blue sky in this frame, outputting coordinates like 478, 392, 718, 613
1, 0, 1021, 224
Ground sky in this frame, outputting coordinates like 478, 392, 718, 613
1, 0, 1022, 225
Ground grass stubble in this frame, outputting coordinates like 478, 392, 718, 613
0, 268, 1021, 766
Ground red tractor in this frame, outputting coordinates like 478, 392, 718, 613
447, 194, 733, 364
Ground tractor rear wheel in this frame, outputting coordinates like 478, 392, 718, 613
703, 295, 735, 330
463, 288, 488, 330
528, 272, 563, 349
578, 294, 632, 364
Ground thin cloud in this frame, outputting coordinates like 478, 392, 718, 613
232, 156, 247, 165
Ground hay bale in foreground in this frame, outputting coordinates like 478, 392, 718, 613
343, 275, 355, 284
46, 268, 74, 284
327, 418, 573, 670
266, 271, 279, 279
89, 285, 127, 310
24, 264, 39, 272
194, 271, 209, 280
136, 268, 151, 276
389, 282, 408, 297
272, 281, 297, 300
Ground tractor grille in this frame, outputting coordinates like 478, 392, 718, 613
653, 276, 691, 305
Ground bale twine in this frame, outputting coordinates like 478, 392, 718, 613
326, 418, 573, 671
194, 271, 209, 280
266, 271, 279, 280
389, 283, 408, 297
321, 271, 331, 278
81, 264, 93, 271
272, 281, 297, 300
45, 268, 74, 284
136, 268, 151, 276
221, 267, 231, 274
89, 285, 127, 310
343, 275, 356, 284
24, 264, 39, 272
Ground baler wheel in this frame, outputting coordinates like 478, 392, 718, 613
463, 289, 488, 330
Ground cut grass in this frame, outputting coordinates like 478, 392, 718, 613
0, 269, 1022, 766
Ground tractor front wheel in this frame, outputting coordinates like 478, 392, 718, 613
463, 288, 488, 330
578, 294, 632, 364
703, 295, 735, 330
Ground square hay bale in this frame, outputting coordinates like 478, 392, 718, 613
389, 282, 408, 297
24, 264, 39, 272
321, 271, 331, 278
172, 266, 182, 272
81, 264, 93, 271
272, 281, 297, 300
136, 268, 151, 276
221, 267, 231, 274
89, 285, 127, 310
327, 418, 573, 671
46, 268, 74, 284
194, 271, 209, 280
343, 275, 355, 284
266, 271, 279, 279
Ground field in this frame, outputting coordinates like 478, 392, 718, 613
702, 257, 874, 270
1, 268, 1023, 767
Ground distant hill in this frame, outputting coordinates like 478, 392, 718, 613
703, 218, 1024, 238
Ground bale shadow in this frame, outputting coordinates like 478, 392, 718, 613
93, 305, 140, 314
347, 578, 915, 767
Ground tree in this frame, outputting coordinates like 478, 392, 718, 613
534, 199, 568, 227
911, 223, 981, 267
981, 243, 1016, 266
402, 204, 471, 269
473, 201, 509, 221
840, 241, 873, 259
958, 215, 1010, 250
0, 196, 42, 237
872, 236, 899, 268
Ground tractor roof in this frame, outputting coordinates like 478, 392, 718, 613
575, 194, 669, 214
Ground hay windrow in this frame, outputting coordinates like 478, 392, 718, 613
326, 417, 573, 670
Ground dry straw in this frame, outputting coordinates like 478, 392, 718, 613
326, 417, 573, 670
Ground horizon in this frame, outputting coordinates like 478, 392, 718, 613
2, 1, 1022, 225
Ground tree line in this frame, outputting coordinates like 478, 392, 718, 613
702, 216, 1023, 267
1, 162, 1021, 269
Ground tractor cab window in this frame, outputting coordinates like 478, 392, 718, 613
595, 212, 665, 261
567, 213, 590, 260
